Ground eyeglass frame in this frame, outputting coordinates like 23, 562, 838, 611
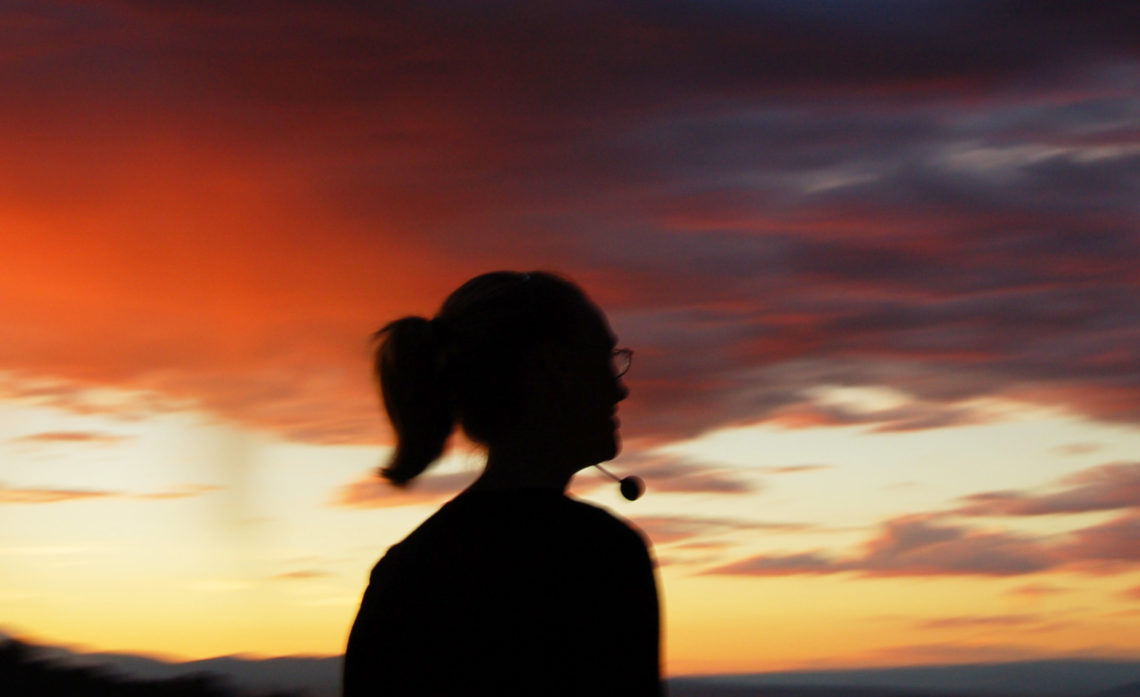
611, 348, 633, 378
556, 343, 632, 378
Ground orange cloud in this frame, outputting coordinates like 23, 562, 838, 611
329, 471, 477, 509
705, 515, 1057, 578
613, 454, 759, 494
0, 484, 218, 504
955, 462, 1140, 517
270, 570, 333, 581
0, 486, 114, 504
1007, 583, 1070, 598
915, 614, 1048, 630
3, 0, 1139, 454
758, 464, 834, 474
703, 500, 1140, 579
630, 515, 811, 545
8, 431, 127, 446
131, 485, 222, 501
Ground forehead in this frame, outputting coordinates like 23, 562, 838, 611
561, 296, 617, 348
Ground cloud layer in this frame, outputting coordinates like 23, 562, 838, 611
0, 484, 219, 505
1, 1, 1137, 447
706, 461, 1140, 578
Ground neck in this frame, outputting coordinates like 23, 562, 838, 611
469, 445, 583, 493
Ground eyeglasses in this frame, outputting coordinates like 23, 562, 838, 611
612, 348, 633, 378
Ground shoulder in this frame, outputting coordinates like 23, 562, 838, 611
368, 492, 652, 573
562, 496, 653, 556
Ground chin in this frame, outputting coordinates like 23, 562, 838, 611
596, 433, 621, 463
569, 427, 620, 469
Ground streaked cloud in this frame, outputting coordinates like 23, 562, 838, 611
0, 2, 1136, 450
706, 551, 838, 577
330, 453, 762, 508
329, 471, 477, 509
270, 569, 333, 582
914, 614, 1048, 630
618, 454, 760, 495
1052, 442, 1102, 457
868, 641, 1056, 666
130, 485, 222, 501
955, 462, 1140, 516
1, 1, 1138, 668
704, 514, 1056, 578
1006, 583, 1070, 598
7, 431, 128, 446
630, 515, 811, 545
0, 486, 114, 504
704, 503, 1140, 578
848, 513, 1056, 576
0, 484, 219, 505
1059, 511, 1140, 569
757, 465, 834, 475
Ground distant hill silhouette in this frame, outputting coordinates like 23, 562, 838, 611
4, 633, 1139, 697
0, 639, 305, 697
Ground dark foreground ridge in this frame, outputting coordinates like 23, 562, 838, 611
0, 638, 304, 697
3, 635, 1139, 697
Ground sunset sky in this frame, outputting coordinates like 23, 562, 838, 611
2, 0, 1139, 677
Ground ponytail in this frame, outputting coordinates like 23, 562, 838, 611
372, 316, 455, 486
370, 270, 593, 487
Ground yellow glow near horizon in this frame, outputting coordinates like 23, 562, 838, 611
2, 392, 1140, 673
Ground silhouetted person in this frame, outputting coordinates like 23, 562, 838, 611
343, 271, 663, 696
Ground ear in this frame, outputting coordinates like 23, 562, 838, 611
526, 343, 575, 402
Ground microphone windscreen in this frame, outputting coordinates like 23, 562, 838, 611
619, 476, 645, 501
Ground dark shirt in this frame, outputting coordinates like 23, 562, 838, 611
343, 488, 663, 696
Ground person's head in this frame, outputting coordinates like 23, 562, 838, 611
372, 271, 629, 485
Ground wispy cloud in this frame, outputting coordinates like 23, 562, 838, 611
1, 1, 1137, 450
954, 462, 1140, 516
757, 464, 834, 475
1006, 582, 1070, 598
270, 569, 333, 582
329, 471, 476, 509
618, 454, 760, 495
130, 485, 222, 501
0, 486, 114, 504
329, 454, 762, 509
1052, 442, 1102, 457
0, 484, 219, 505
704, 514, 1057, 578
867, 641, 1057, 666
7, 431, 128, 446
704, 498, 1140, 579
631, 515, 812, 545
914, 614, 1050, 630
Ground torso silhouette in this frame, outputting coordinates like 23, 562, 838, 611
343, 488, 662, 696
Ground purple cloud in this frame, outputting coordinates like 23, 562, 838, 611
7, 431, 128, 446
0, 483, 218, 504
955, 462, 1140, 516
705, 515, 1056, 578
630, 515, 811, 545
1, 1, 1137, 449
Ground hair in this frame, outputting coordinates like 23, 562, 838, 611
371, 270, 601, 485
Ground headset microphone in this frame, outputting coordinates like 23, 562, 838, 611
595, 464, 645, 501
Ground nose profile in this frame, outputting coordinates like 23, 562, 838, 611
615, 378, 629, 403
